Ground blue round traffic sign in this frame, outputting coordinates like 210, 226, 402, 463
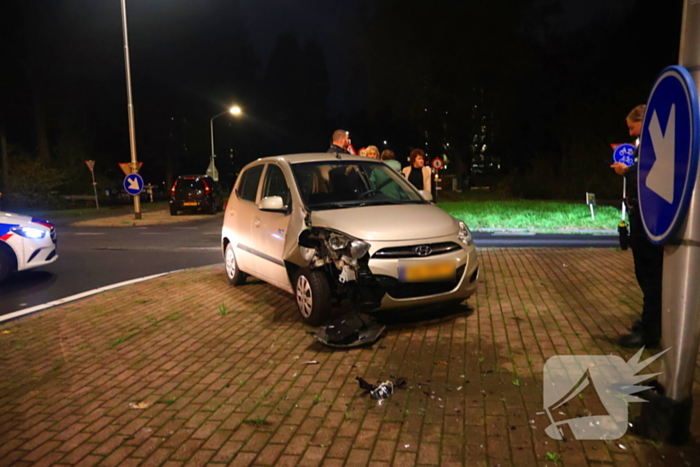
638, 66, 700, 244
613, 143, 636, 166
123, 174, 144, 196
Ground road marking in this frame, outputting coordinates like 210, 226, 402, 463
74, 232, 106, 236
139, 232, 170, 235
0, 270, 187, 324
173, 227, 199, 230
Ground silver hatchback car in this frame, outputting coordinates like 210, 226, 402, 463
221, 153, 479, 325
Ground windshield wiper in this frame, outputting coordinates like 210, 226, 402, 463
308, 202, 351, 210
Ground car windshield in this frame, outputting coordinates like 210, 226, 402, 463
291, 160, 428, 210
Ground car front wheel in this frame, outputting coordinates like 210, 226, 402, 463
294, 268, 332, 326
0, 248, 12, 283
225, 243, 247, 286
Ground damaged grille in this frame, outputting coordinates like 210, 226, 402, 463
374, 265, 466, 299
372, 242, 461, 259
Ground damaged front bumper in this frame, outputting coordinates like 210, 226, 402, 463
296, 226, 479, 313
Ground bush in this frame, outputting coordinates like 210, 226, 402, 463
4, 155, 68, 209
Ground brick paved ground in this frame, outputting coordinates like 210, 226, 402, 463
1, 248, 699, 467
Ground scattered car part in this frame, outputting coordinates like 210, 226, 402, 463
312, 311, 385, 348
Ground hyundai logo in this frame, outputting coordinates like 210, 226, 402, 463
414, 245, 432, 257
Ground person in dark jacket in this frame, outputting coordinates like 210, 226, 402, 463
611, 104, 663, 348
327, 129, 350, 154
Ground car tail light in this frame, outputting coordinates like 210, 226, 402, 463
202, 179, 211, 194
170, 180, 179, 196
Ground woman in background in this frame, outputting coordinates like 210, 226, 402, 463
402, 148, 431, 192
380, 149, 401, 171
365, 145, 380, 159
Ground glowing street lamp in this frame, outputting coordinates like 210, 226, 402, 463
209, 106, 243, 181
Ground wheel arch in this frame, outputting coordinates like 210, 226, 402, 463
0, 241, 18, 272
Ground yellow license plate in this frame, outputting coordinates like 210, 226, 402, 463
183, 202, 198, 206
399, 261, 455, 282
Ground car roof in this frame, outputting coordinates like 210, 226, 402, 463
255, 153, 376, 165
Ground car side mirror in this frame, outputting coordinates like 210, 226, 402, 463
419, 190, 433, 201
259, 196, 286, 212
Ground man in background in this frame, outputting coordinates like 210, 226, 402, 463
327, 130, 350, 154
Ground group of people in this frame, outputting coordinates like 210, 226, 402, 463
326, 129, 432, 193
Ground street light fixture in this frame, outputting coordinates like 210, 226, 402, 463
209, 106, 243, 181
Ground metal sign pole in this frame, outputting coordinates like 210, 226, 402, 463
90, 170, 99, 209
120, 0, 142, 220
636, 0, 700, 445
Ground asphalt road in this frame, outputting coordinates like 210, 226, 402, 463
0, 211, 620, 317
0, 214, 224, 317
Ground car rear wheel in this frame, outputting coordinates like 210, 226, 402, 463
170, 206, 178, 216
294, 268, 332, 326
225, 243, 247, 286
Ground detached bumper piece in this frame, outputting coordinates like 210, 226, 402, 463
312, 311, 385, 348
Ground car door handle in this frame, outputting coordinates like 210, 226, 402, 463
253, 218, 261, 228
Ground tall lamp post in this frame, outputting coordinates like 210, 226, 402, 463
209, 106, 242, 182
119, 0, 141, 219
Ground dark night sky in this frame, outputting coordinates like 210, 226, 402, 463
0, 0, 685, 199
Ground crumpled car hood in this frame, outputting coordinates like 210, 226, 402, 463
309, 204, 458, 241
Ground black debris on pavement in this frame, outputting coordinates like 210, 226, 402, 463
312, 311, 385, 348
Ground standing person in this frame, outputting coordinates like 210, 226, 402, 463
380, 149, 401, 171
611, 104, 663, 348
402, 148, 431, 192
365, 145, 380, 159
327, 130, 350, 154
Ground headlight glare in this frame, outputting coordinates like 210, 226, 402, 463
11, 226, 46, 239
349, 240, 371, 259
457, 221, 473, 246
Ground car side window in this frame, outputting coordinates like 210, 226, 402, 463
262, 164, 291, 208
238, 165, 264, 202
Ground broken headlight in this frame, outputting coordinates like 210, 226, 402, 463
326, 232, 371, 259
457, 220, 473, 246
328, 233, 349, 250
348, 239, 371, 259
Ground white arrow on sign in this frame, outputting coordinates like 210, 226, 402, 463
127, 176, 141, 191
646, 105, 676, 204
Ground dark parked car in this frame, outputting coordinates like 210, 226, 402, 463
170, 175, 224, 215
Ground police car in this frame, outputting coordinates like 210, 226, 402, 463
0, 211, 58, 283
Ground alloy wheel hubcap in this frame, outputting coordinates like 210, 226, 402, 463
226, 248, 236, 278
296, 276, 313, 317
